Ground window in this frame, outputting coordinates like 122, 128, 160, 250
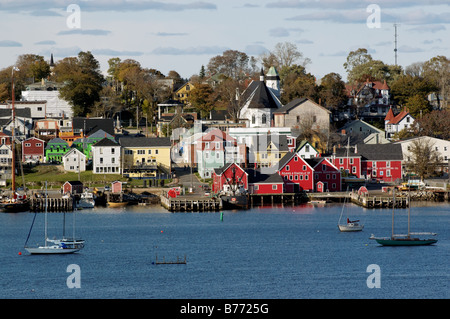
216, 142, 221, 149
148, 149, 151, 154
349, 158, 353, 164
294, 156, 298, 161
386, 161, 390, 167
272, 185, 278, 190
286, 165, 289, 171
254, 185, 259, 190
137, 150, 145, 155
36, 143, 42, 147
252, 115, 256, 124
100, 158, 103, 164
352, 166, 357, 174
305, 175, 309, 180
262, 114, 267, 124
322, 164, 326, 171
339, 158, 343, 164
303, 165, 307, 171
155, 150, 158, 155
296, 116, 300, 123
289, 175, 293, 180
25, 143, 31, 147
205, 142, 210, 149
112, 158, 115, 164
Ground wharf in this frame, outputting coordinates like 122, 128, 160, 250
160, 192, 222, 212
349, 191, 408, 208
30, 196, 74, 212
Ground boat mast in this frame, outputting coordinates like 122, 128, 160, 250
44, 181, 48, 247
408, 185, 411, 238
11, 67, 16, 195
391, 188, 395, 238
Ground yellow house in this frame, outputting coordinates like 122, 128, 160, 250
254, 135, 290, 168
119, 137, 172, 178
174, 81, 195, 104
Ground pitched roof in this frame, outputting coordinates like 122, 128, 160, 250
273, 97, 331, 115
92, 137, 119, 147
277, 152, 297, 171
354, 143, 403, 160
72, 117, 115, 136
386, 108, 413, 125
119, 137, 171, 147
246, 169, 284, 184
241, 80, 279, 109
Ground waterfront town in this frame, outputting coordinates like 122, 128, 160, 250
0, 49, 450, 212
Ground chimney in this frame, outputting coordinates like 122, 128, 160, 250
354, 144, 358, 154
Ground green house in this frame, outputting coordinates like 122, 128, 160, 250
72, 129, 115, 160
45, 138, 70, 163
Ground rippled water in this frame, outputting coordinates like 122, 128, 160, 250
1, 202, 449, 299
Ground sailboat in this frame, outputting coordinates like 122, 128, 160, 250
338, 189, 363, 232
370, 188, 437, 246
0, 67, 30, 213
25, 182, 85, 254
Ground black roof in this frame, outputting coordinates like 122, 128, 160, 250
246, 169, 284, 184
72, 117, 115, 136
329, 143, 403, 161
92, 137, 118, 147
119, 137, 171, 147
242, 80, 279, 109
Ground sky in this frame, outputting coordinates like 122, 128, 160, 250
0, 0, 449, 81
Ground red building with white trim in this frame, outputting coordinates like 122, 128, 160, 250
277, 152, 315, 192
307, 157, 341, 192
212, 163, 248, 195
22, 137, 45, 163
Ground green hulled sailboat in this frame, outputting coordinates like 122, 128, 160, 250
370, 188, 437, 246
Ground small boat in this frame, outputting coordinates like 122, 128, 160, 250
77, 191, 95, 209
221, 195, 248, 210
370, 188, 437, 246
25, 181, 85, 255
1, 199, 30, 213
25, 238, 85, 254
107, 201, 128, 208
309, 199, 326, 205
338, 188, 363, 232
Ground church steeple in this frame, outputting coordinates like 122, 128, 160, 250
265, 66, 280, 99
50, 53, 55, 67
259, 68, 265, 81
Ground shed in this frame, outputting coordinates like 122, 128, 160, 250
111, 181, 122, 194
62, 181, 83, 194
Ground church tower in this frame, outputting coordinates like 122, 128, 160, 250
265, 66, 280, 99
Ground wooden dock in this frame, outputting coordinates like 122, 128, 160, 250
349, 191, 408, 208
160, 192, 222, 212
30, 196, 74, 212
249, 193, 308, 206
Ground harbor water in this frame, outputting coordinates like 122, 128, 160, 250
1, 202, 449, 299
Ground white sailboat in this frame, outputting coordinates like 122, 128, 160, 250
338, 189, 364, 232
25, 182, 85, 254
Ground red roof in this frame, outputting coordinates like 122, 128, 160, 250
385, 108, 412, 124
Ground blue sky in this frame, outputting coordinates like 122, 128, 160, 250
0, 0, 449, 81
